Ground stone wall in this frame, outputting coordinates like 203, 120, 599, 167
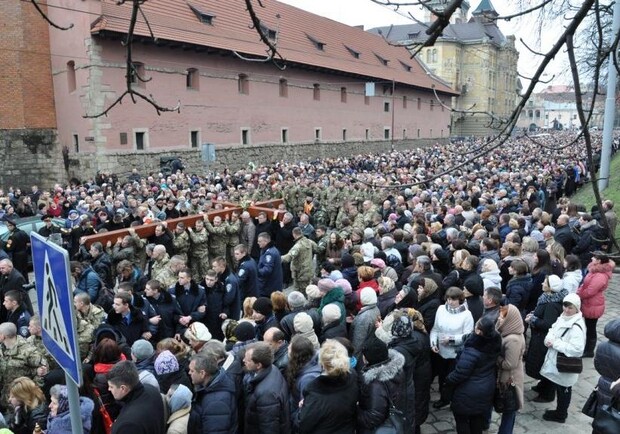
67, 138, 444, 181
0, 129, 66, 189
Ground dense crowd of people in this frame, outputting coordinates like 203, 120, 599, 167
0, 131, 618, 434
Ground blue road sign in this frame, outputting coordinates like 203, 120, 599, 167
30, 232, 82, 386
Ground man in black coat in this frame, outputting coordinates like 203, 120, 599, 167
242, 342, 291, 434
554, 215, 577, 254
106, 292, 151, 346
2, 219, 30, 282
0, 259, 31, 322
188, 353, 238, 434
107, 360, 166, 434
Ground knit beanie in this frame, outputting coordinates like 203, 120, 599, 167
234, 321, 256, 342
563, 293, 581, 312
329, 270, 343, 281
391, 314, 413, 338
168, 384, 192, 414
55, 385, 70, 415
154, 350, 179, 375
547, 275, 563, 293
288, 291, 307, 309
317, 278, 336, 293
131, 339, 154, 362
305, 284, 323, 300
322, 303, 342, 325
464, 276, 484, 297
341, 253, 355, 268
335, 278, 352, 295
363, 336, 389, 366
184, 322, 212, 343
370, 258, 386, 270
360, 287, 378, 306
253, 297, 273, 316
294, 312, 314, 333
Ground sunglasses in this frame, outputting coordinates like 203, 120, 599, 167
562, 302, 575, 308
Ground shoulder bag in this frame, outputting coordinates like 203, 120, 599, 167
556, 324, 583, 374
374, 382, 406, 434
592, 395, 620, 434
581, 387, 598, 418
494, 378, 519, 413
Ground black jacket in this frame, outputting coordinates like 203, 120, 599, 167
320, 320, 348, 343
357, 350, 408, 434
189, 368, 238, 434
299, 372, 358, 434
111, 383, 166, 434
595, 319, 620, 410
244, 365, 291, 434
106, 305, 149, 346
146, 290, 183, 340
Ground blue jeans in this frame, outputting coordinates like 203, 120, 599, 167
498, 410, 517, 434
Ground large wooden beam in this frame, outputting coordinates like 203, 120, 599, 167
81, 198, 285, 248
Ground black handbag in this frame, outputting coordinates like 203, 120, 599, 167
375, 383, 406, 434
592, 396, 620, 434
581, 388, 598, 418
555, 325, 583, 374
493, 381, 519, 413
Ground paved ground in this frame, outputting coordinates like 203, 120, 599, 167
421, 273, 620, 434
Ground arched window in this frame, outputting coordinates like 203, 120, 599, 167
432, 49, 438, 63
67, 61, 76, 92
426, 49, 431, 63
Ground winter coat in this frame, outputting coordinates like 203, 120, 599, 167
594, 319, 620, 410
357, 350, 408, 434
540, 312, 586, 387
167, 408, 190, 434
445, 332, 501, 415
299, 373, 358, 434
318, 287, 346, 323
111, 383, 166, 434
244, 365, 291, 434
496, 304, 526, 410
74, 266, 102, 302
430, 304, 474, 359
320, 320, 348, 343
290, 356, 322, 430
146, 291, 183, 340
465, 296, 484, 324
480, 268, 502, 290
562, 269, 582, 294
189, 368, 238, 434
415, 290, 441, 333
554, 224, 577, 254
170, 281, 207, 330
46, 397, 94, 434
237, 255, 259, 299
390, 331, 431, 428
257, 244, 284, 296
280, 308, 321, 342
377, 289, 398, 318
577, 260, 614, 319
572, 220, 600, 265
525, 290, 565, 380
350, 304, 381, 358
105, 305, 149, 346
8, 402, 48, 434
156, 369, 193, 395
505, 274, 532, 316
282, 236, 316, 283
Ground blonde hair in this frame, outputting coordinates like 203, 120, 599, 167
319, 339, 350, 377
9, 377, 45, 411
243, 297, 257, 319
453, 249, 471, 268
377, 276, 395, 295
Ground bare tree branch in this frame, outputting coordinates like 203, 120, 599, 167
29, 0, 73, 30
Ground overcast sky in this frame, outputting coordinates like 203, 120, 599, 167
278, 0, 568, 89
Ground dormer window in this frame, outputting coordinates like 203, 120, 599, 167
374, 53, 389, 66
260, 23, 277, 41
399, 60, 412, 72
306, 34, 325, 51
344, 45, 360, 59
189, 4, 215, 25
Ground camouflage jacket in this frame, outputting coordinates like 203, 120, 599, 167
188, 228, 209, 257
281, 236, 317, 281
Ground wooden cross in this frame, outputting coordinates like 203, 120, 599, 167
81, 199, 285, 248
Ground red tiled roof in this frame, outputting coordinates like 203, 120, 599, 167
91, 0, 457, 95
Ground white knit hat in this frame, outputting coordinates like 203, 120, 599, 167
322, 303, 341, 325
360, 287, 378, 306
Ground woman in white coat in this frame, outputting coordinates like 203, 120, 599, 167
538, 293, 586, 423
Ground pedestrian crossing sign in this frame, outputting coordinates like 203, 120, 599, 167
30, 232, 82, 386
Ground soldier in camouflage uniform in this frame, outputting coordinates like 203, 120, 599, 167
205, 215, 228, 264
314, 225, 329, 273
361, 200, 378, 228
73, 292, 106, 361
281, 227, 317, 294
151, 246, 182, 289
0, 322, 47, 411
187, 219, 210, 281
172, 222, 190, 263
226, 212, 241, 269
26, 315, 58, 370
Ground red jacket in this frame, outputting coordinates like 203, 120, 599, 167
577, 260, 615, 319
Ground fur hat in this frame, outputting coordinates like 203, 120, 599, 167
184, 322, 212, 342
363, 336, 389, 366
322, 303, 341, 325
563, 293, 581, 312
234, 321, 256, 342
131, 339, 154, 362
317, 278, 336, 293
305, 284, 323, 300
252, 297, 273, 316
360, 287, 378, 306
154, 350, 179, 375
547, 275, 563, 293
